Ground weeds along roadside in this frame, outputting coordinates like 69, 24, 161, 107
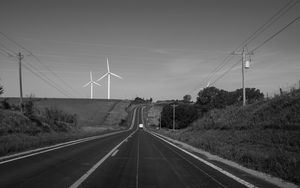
152, 89, 300, 185
0, 98, 132, 157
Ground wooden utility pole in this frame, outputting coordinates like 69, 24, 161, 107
18, 52, 24, 112
232, 46, 253, 106
159, 114, 161, 129
171, 104, 178, 130
242, 48, 246, 106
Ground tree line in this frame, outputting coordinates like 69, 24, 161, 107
160, 87, 264, 129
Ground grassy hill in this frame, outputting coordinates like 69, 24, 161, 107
0, 98, 131, 157
2, 98, 128, 126
153, 89, 300, 184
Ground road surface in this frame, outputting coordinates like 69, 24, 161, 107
0, 106, 280, 188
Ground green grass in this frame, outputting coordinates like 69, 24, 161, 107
3, 98, 122, 126
153, 89, 300, 184
0, 98, 132, 157
102, 100, 131, 126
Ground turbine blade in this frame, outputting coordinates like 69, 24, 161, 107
97, 72, 108, 81
107, 58, 110, 73
110, 72, 122, 79
83, 82, 91, 87
93, 81, 101, 86
90, 71, 93, 81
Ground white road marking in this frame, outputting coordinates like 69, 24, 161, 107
111, 149, 119, 157
70, 129, 137, 188
148, 130, 257, 188
69, 107, 140, 188
0, 107, 138, 165
136, 133, 140, 188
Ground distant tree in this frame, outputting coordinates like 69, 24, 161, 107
231, 88, 264, 104
161, 103, 198, 129
131, 97, 146, 104
196, 87, 228, 112
183, 94, 192, 103
0, 84, 3, 96
1, 98, 10, 109
149, 97, 153, 103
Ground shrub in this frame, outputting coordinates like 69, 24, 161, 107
1, 98, 11, 109
43, 107, 77, 132
24, 100, 34, 117
161, 104, 198, 129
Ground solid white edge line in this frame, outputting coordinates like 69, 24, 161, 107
111, 149, 119, 157
69, 114, 139, 188
147, 130, 257, 188
0, 107, 138, 165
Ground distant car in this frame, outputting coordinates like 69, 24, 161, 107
139, 124, 144, 129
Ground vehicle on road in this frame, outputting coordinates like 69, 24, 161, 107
139, 124, 144, 129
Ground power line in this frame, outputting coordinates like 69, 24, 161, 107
209, 15, 300, 88
0, 42, 76, 97
0, 31, 83, 97
188, 0, 300, 94
251, 15, 300, 53
22, 60, 72, 98
23, 59, 75, 97
234, 0, 299, 51
210, 59, 241, 86
0, 40, 16, 57
206, 0, 299, 84
31, 55, 84, 97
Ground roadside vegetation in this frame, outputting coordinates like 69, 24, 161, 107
0, 84, 132, 157
150, 86, 300, 185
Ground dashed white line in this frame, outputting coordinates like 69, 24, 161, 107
70, 129, 138, 188
136, 133, 140, 188
0, 107, 138, 165
69, 107, 140, 188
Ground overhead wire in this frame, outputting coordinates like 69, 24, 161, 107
22, 60, 72, 97
28, 54, 84, 97
234, 0, 299, 51
188, 0, 300, 94
0, 37, 76, 98
251, 15, 300, 53
0, 40, 16, 57
210, 58, 241, 86
209, 15, 300, 88
206, 0, 299, 85
0, 31, 83, 98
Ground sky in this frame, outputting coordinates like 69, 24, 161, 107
0, 0, 299, 101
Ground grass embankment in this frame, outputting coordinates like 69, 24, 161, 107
5, 98, 122, 126
154, 90, 300, 184
0, 99, 132, 157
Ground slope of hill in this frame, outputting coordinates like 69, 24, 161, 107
3, 98, 123, 126
0, 98, 131, 157
154, 89, 300, 184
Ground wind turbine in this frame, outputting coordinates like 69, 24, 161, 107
83, 71, 101, 99
97, 58, 122, 99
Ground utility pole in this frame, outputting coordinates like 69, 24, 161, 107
171, 104, 178, 130
159, 114, 162, 129
232, 46, 253, 106
18, 52, 24, 112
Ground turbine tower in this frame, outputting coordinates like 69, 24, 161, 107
97, 58, 122, 99
83, 71, 101, 99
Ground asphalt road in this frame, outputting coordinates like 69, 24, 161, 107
0, 106, 280, 188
